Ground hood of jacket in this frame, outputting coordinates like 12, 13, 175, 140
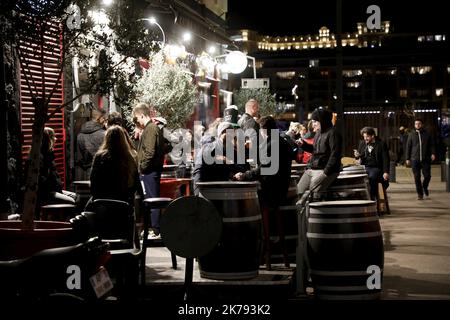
311, 108, 333, 132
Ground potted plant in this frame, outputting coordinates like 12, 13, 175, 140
133, 51, 199, 130
233, 87, 277, 117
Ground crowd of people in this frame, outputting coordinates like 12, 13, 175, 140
33, 99, 438, 245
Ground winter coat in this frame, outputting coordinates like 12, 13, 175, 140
76, 121, 106, 170
238, 113, 260, 132
405, 129, 436, 162
301, 110, 342, 176
356, 137, 390, 174
137, 121, 165, 174
90, 152, 140, 205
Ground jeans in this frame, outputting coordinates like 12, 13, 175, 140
411, 160, 431, 197
365, 167, 389, 200
140, 171, 162, 231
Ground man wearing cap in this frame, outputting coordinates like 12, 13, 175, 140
192, 121, 246, 195
296, 107, 343, 205
224, 105, 239, 125
132, 103, 165, 239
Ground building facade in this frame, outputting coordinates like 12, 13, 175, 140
234, 23, 449, 157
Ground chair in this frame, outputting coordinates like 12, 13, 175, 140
140, 197, 177, 286
70, 199, 141, 297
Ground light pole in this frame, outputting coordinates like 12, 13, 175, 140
138, 17, 166, 47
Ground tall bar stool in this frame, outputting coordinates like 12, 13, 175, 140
140, 197, 177, 285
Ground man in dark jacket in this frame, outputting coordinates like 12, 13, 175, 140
405, 119, 436, 200
354, 127, 390, 200
132, 103, 165, 238
237, 99, 260, 132
76, 108, 106, 178
296, 107, 343, 205
192, 121, 246, 196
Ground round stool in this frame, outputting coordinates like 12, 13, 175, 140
40, 204, 77, 221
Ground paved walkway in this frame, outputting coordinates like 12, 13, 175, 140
380, 164, 450, 299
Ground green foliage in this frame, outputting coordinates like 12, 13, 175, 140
134, 52, 198, 129
233, 88, 276, 117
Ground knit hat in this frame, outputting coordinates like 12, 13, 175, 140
223, 105, 239, 125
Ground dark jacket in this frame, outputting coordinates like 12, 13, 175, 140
242, 131, 292, 207
137, 121, 165, 174
192, 139, 247, 195
37, 150, 63, 204
238, 113, 260, 132
77, 121, 105, 170
90, 153, 140, 205
301, 110, 342, 176
356, 137, 390, 174
405, 128, 436, 162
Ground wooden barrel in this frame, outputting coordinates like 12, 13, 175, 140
269, 175, 300, 264
316, 174, 370, 201
342, 165, 366, 173
196, 181, 262, 280
306, 200, 384, 300
340, 165, 366, 176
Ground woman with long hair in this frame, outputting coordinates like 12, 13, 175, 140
89, 125, 140, 206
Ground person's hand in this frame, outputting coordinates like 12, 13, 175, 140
405, 160, 411, 167
383, 173, 389, 181
431, 154, 436, 161
353, 149, 360, 158
295, 139, 304, 146
233, 172, 245, 181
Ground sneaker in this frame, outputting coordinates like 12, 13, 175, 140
148, 230, 161, 240
424, 189, 429, 197
417, 196, 424, 200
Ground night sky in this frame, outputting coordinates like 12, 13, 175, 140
228, 0, 448, 35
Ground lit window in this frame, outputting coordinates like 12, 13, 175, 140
309, 59, 319, 68
343, 69, 363, 77
346, 81, 361, 88
435, 88, 443, 97
411, 66, 432, 74
276, 71, 296, 80
435, 35, 443, 41
418, 36, 425, 42
400, 89, 407, 98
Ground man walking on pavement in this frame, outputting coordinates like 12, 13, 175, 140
405, 118, 436, 200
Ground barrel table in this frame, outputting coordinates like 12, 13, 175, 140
306, 200, 384, 299
196, 181, 262, 280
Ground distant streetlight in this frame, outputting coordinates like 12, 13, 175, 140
138, 17, 166, 47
